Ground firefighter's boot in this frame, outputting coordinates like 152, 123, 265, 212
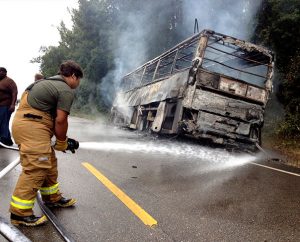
10, 213, 47, 226
44, 197, 76, 208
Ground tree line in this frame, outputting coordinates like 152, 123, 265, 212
254, 0, 300, 139
32, 0, 300, 140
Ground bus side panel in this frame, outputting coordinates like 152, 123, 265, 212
119, 70, 189, 107
112, 70, 190, 131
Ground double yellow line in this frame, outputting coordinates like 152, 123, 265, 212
82, 162, 157, 227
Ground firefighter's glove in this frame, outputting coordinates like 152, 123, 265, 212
66, 138, 79, 154
54, 137, 68, 152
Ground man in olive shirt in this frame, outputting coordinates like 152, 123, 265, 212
0, 67, 18, 146
10, 60, 83, 226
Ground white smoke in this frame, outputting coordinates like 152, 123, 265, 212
100, 0, 263, 107
100, 9, 149, 107
182, 0, 262, 39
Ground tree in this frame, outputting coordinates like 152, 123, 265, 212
254, 0, 300, 138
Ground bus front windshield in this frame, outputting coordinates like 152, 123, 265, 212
202, 38, 271, 87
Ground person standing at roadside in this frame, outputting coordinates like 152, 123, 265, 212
9, 60, 83, 226
0, 67, 18, 146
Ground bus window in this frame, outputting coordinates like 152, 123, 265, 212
142, 60, 159, 84
154, 50, 177, 80
173, 40, 198, 72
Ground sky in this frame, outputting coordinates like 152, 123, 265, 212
0, 0, 78, 98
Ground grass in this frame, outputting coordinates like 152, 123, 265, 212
262, 133, 300, 168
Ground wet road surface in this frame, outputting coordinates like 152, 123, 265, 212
0, 116, 299, 241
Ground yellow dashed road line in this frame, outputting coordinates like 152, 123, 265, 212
82, 162, 157, 227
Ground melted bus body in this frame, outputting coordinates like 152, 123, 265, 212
111, 29, 274, 150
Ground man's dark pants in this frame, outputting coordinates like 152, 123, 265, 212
0, 106, 13, 145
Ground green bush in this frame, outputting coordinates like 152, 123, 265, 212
276, 113, 300, 139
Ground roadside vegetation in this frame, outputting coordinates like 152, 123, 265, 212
254, 0, 300, 166
32, 0, 300, 166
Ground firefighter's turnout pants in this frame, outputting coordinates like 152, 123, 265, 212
10, 91, 62, 216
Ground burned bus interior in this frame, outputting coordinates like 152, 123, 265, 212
111, 29, 274, 151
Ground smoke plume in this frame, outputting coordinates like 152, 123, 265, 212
100, 0, 263, 108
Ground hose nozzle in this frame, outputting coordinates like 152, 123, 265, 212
66, 138, 79, 153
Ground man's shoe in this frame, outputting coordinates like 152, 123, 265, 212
10, 213, 47, 226
44, 197, 76, 208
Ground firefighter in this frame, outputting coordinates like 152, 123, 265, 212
9, 60, 83, 226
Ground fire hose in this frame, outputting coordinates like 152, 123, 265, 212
0, 216, 31, 242
36, 192, 75, 242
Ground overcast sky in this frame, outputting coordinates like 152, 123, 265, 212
0, 0, 78, 98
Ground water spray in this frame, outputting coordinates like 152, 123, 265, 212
79, 141, 257, 170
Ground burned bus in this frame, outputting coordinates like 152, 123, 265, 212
111, 29, 274, 150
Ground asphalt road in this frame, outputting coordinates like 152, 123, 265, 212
0, 116, 299, 242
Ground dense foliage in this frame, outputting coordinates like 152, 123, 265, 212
254, 0, 300, 139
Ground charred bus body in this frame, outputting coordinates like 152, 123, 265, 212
111, 29, 274, 150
